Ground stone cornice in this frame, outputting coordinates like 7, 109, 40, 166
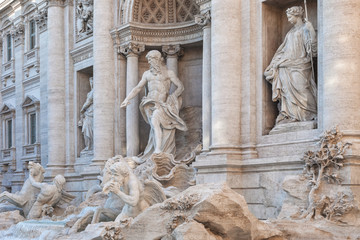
162, 44, 184, 58
113, 22, 203, 47
119, 42, 145, 57
195, 10, 211, 27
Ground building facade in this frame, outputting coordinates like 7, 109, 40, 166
0, 0, 359, 220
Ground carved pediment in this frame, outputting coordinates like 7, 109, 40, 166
0, 103, 15, 115
22, 95, 40, 108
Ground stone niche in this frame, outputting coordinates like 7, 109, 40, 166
137, 45, 203, 156
262, 0, 318, 134
76, 67, 93, 157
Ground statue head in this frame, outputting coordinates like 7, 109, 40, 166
28, 162, 45, 180
286, 6, 304, 24
109, 161, 130, 186
146, 50, 164, 72
101, 155, 123, 186
54, 175, 66, 189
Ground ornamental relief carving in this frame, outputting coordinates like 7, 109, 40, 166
11, 23, 25, 46
34, 8, 48, 33
131, 0, 199, 24
75, 0, 93, 41
195, 10, 210, 27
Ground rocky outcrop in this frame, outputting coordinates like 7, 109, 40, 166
0, 210, 25, 231
62, 183, 283, 240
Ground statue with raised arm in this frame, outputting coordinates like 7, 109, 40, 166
27, 174, 75, 219
78, 77, 94, 153
121, 50, 187, 162
264, 6, 317, 125
0, 162, 44, 217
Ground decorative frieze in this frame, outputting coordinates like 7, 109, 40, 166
115, 22, 203, 47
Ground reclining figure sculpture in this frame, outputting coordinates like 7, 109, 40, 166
0, 162, 45, 217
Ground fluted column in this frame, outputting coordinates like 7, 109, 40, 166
120, 43, 145, 157
195, 10, 211, 151
46, 0, 66, 175
210, 0, 241, 154
92, 0, 115, 165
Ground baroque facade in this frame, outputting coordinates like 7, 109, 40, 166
0, 0, 359, 222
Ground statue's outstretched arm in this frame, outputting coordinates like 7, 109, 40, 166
121, 72, 148, 108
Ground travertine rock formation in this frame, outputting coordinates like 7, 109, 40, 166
61, 184, 284, 240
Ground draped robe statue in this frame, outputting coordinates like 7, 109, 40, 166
264, 6, 317, 125
121, 50, 187, 162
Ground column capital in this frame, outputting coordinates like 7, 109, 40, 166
162, 44, 184, 59
119, 43, 145, 57
34, 8, 48, 33
10, 22, 25, 46
195, 10, 211, 28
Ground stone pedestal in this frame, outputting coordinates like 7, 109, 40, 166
269, 121, 317, 135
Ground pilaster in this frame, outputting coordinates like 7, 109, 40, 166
195, 10, 211, 152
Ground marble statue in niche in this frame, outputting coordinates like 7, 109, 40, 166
264, 6, 317, 125
78, 77, 94, 154
121, 50, 187, 162
76, 0, 93, 37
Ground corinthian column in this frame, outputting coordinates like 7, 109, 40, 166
92, 0, 115, 165
210, 0, 241, 154
46, 0, 66, 175
120, 43, 145, 156
195, 10, 211, 151
162, 45, 183, 76
321, 0, 360, 202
